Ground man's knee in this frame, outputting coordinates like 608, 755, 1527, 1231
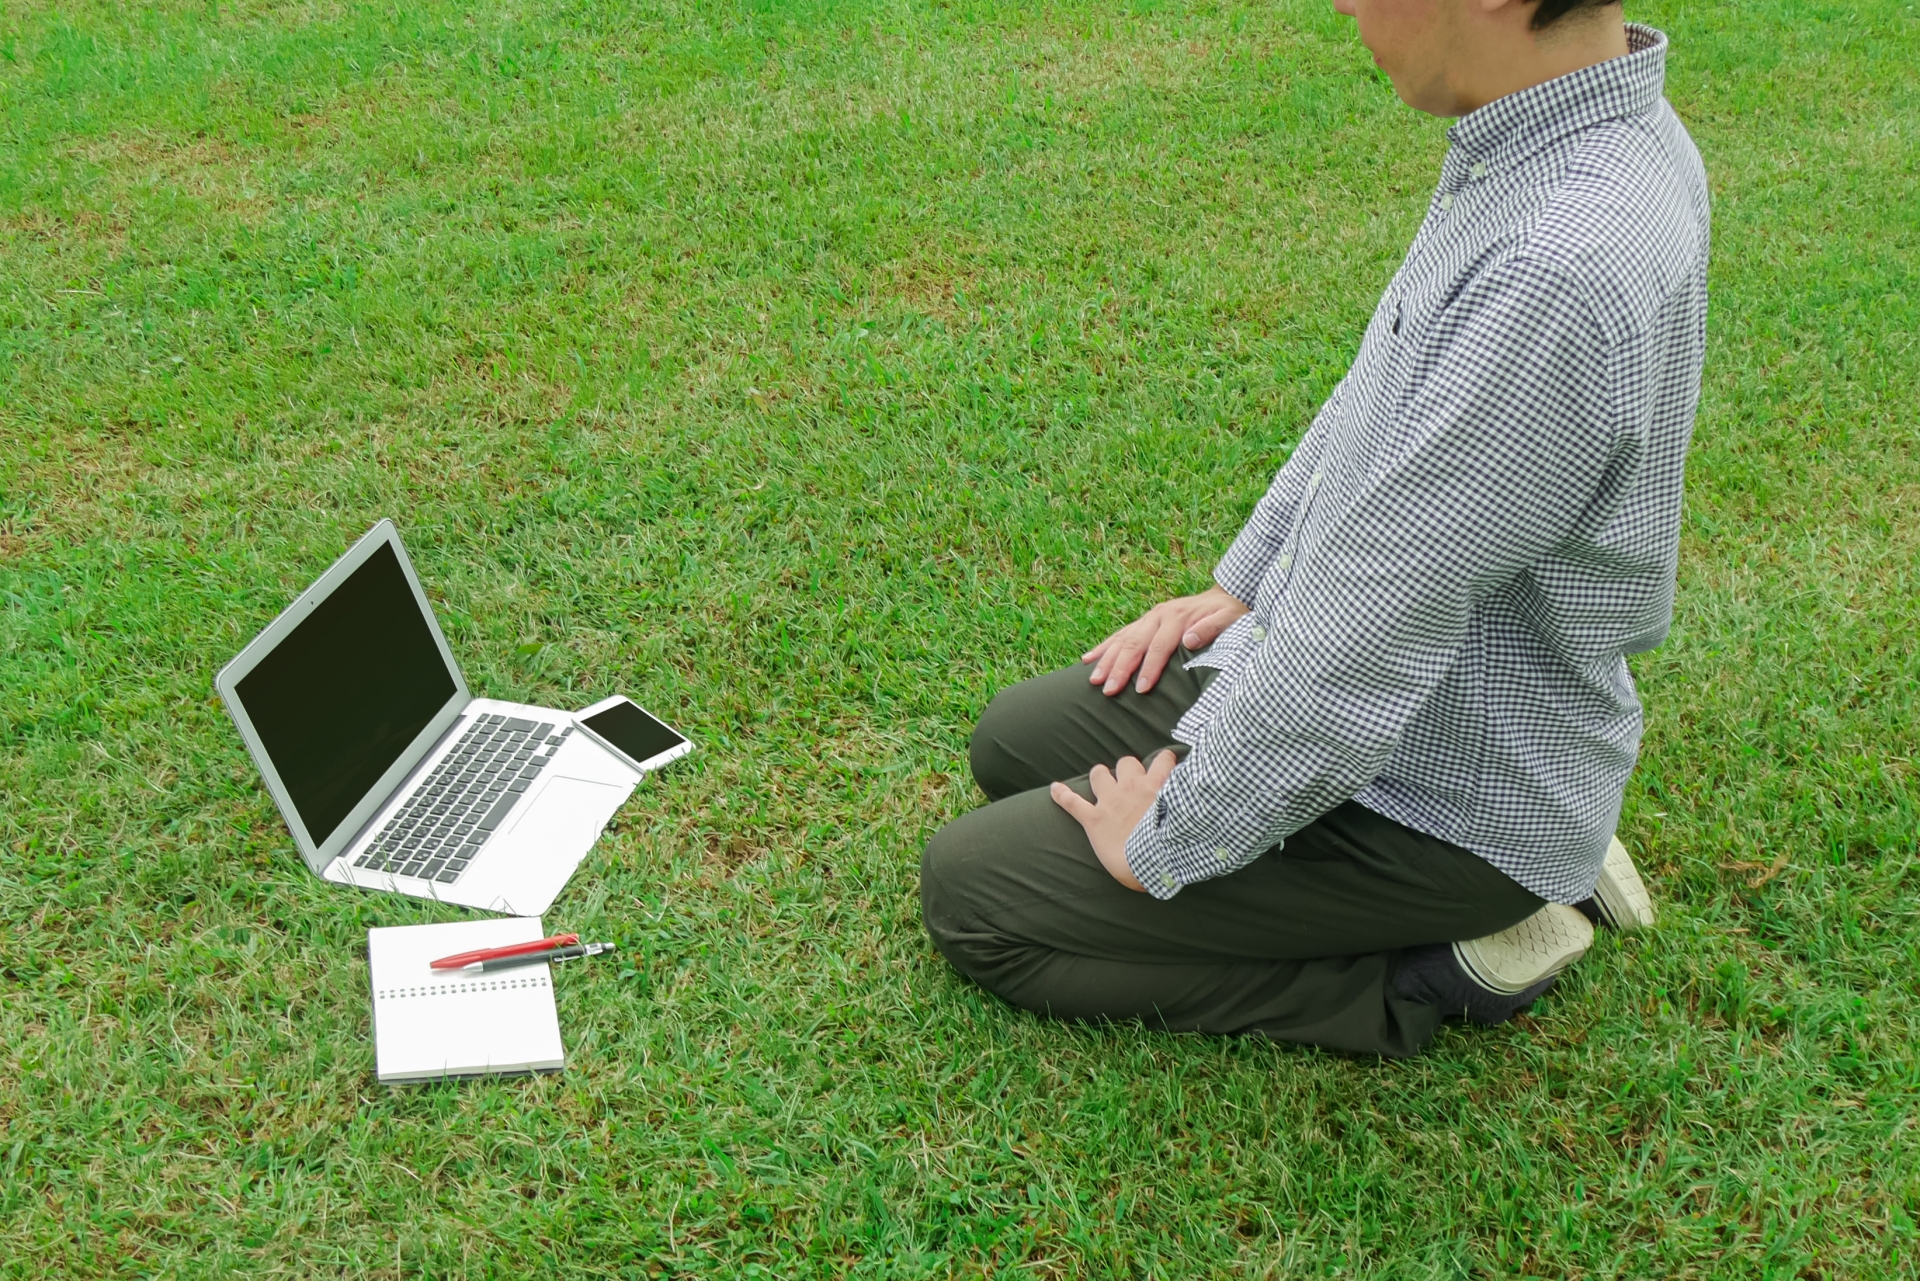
921, 791, 1073, 980
967, 681, 1033, 800
918, 820, 963, 943
920, 814, 992, 972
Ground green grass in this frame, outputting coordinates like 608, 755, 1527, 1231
2, 0, 1917, 1274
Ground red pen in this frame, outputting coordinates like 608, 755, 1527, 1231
430, 933, 579, 970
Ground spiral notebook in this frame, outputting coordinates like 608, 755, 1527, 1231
368, 916, 565, 1083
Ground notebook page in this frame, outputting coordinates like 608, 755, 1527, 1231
368, 916, 565, 1082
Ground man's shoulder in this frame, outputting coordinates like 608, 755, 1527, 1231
1514, 103, 1709, 347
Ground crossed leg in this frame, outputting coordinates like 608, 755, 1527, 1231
920, 656, 1544, 1057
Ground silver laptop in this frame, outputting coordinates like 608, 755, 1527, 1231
216, 520, 673, 916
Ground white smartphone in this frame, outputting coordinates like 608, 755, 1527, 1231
572, 695, 695, 774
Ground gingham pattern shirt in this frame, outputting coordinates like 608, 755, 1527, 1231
1127, 26, 1709, 904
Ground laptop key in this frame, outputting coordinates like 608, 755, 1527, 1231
436, 870, 459, 884
401, 861, 425, 877
477, 794, 519, 830
502, 717, 535, 732
509, 779, 531, 793
422, 859, 447, 877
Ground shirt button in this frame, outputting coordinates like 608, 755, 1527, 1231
1213, 847, 1231, 861
1438, 192, 1454, 211
1161, 874, 1176, 889
1277, 553, 1292, 571
1251, 624, 1268, 641
1309, 471, 1323, 489
1470, 162, 1488, 180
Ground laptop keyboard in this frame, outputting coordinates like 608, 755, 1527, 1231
352, 714, 573, 886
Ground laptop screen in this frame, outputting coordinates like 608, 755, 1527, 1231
234, 541, 457, 848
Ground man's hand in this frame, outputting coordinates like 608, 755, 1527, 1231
1050, 751, 1179, 892
1082, 584, 1250, 695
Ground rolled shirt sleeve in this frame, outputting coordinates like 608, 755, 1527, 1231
1125, 259, 1629, 898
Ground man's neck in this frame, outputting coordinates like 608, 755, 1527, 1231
1434, 10, 1630, 117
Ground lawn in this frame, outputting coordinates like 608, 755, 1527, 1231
2, 0, 1916, 1275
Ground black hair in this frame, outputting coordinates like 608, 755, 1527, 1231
1530, 0, 1622, 31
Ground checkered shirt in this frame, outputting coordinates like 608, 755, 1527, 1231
1126, 26, 1709, 904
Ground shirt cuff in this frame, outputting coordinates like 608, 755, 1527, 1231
1123, 814, 1186, 900
1126, 789, 1279, 900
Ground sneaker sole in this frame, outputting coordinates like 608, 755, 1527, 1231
1593, 836, 1656, 931
1453, 903, 1594, 996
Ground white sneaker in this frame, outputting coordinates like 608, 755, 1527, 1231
1591, 835, 1657, 932
1453, 903, 1594, 996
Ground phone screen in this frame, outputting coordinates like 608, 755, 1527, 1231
581, 700, 688, 766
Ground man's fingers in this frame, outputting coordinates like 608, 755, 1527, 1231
1049, 780, 1097, 824
1093, 592, 1248, 690
1085, 632, 1120, 679
1090, 623, 1147, 684
1086, 763, 1117, 798
1133, 622, 1183, 693
1147, 749, 1178, 785
1112, 754, 1145, 783
1100, 639, 1145, 694
1178, 621, 1212, 648
1082, 632, 1120, 665
1180, 606, 1235, 651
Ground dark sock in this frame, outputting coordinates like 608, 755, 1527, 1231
1391, 943, 1556, 1027
1573, 897, 1604, 927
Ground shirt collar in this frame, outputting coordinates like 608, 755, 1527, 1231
1442, 24, 1669, 182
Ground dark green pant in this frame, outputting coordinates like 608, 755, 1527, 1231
920, 655, 1544, 1057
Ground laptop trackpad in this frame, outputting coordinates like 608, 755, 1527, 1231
504, 775, 628, 849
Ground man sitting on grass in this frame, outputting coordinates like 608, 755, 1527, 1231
921, 0, 1703, 1056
